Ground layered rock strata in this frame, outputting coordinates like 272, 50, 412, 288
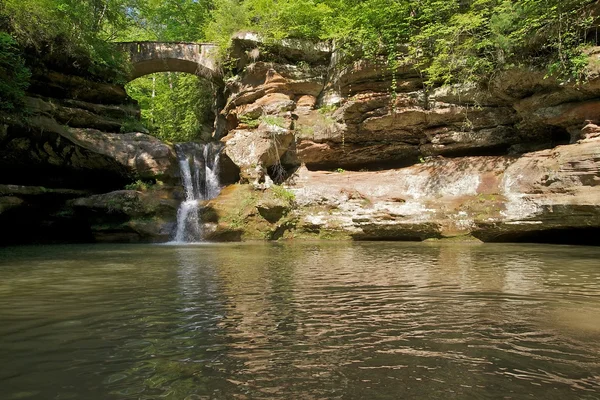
203, 137, 600, 244
3, 37, 600, 244
221, 46, 600, 177
0, 70, 181, 244
210, 40, 600, 244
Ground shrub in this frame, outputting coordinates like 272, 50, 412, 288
271, 185, 296, 203
0, 33, 30, 112
120, 118, 148, 134
125, 180, 153, 192
260, 115, 286, 128
239, 114, 260, 128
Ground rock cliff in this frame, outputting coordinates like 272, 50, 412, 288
207, 38, 600, 244
0, 70, 180, 244
2, 36, 599, 245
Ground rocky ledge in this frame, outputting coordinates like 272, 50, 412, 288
2, 37, 599, 245
221, 43, 600, 179
203, 136, 600, 245
205, 40, 600, 245
0, 70, 184, 244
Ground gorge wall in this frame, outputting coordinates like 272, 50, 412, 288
0, 70, 182, 243
2, 36, 599, 245
204, 37, 600, 244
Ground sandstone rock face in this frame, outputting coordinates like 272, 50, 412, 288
474, 136, 600, 242
63, 128, 178, 182
220, 46, 600, 174
28, 71, 130, 104
206, 138, 600, 244
25, 96, 139, 132
1, 117, 178, 190
206, 42, 600, 244
0, 68, 180, 244
1, 66, 178, 191
223, 123, 295, 183
220, 51, 329, 182
4, 38, 600, 245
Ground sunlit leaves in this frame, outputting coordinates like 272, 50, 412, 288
126, 73, 214, 142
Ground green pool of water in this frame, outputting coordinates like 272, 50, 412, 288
1, 242, 599, 399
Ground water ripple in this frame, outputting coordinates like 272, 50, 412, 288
0, 242, 599, 399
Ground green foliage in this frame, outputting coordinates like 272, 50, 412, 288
2, 0, 132, 82
271, 185, 296, 203
205, 0, 249, 56
125, 179, 153, 191
239, 114, 260, 128
318, 104, 339, 115
125, 72, 215, 142
204, 0, 599, 83
120, 117, 147, 133
260, 115, 286, 128
3, 0, 598, 131
406, 0, 600, 84
0, 33, 30, 111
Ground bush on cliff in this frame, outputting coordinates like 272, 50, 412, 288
0, 33, 30, 112
207, 0, 600, 84
1, 0, 131, 83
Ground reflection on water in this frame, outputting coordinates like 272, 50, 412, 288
0, 242, 599, 399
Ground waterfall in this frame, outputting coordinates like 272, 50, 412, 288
172, 142, 222, 243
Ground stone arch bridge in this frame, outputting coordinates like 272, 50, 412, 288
117, 42, 222, 84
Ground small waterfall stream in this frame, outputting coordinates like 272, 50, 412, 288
172, 142, 222, 243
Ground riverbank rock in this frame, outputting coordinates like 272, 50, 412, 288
200, 184, 295, 241
70, 187, 179, 243
0, 65, 181, 244
206, 137, 600, 244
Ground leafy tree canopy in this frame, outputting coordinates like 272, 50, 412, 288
2, 0, 598, 140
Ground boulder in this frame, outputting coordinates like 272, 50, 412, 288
0, 117, 178, 189
70, 188, 179, 242
63, 128, 178, 182
222, 123, 295, 183
256, 197, 290, 223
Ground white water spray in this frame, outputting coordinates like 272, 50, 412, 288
172, 142, 222, 243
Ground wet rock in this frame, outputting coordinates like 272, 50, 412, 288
256, 197, 290, 223
70, 188, 179, 243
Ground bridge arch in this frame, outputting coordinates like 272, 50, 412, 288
117, 42, 223, 85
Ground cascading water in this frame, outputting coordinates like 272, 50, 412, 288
172, 142, 222, 243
